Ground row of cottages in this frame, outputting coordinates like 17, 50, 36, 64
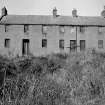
0, 7, 105, 57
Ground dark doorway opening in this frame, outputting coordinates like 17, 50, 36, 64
80, 40, 85, 51
70, 40, 76, 52
22, 39, 30, 55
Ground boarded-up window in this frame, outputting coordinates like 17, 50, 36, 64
70, 40, 76, 52
5, 39, 10, 48
42, 39, 47, 48
24, 25, 29, 33
80, 40, 85, 51
98, 40, 103, 48
59, 40, 64, 49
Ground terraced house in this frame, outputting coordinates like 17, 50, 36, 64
0, 6, 105, 57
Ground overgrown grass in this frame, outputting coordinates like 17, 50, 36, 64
0, 51, 105, 105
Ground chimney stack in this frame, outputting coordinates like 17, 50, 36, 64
72, 8, 78, 17
101, 6, 105, 18
1, 6, 8, 17
53, 7, 57, 17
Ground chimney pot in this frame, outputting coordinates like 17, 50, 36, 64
101, 6, 105, 18
72, 9, 78, 17
53, 7, 57, 17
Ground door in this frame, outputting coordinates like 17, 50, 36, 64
22, 39, 30, 55
80, 40, 85, 51
70, 40, 76, 52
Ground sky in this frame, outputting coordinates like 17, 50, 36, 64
0, 0, 105, 16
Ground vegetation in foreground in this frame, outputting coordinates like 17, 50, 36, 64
0, 50, 105, 105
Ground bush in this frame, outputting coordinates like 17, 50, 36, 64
16, 57, 33, 73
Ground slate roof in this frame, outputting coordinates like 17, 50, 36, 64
0, 15, 105, 26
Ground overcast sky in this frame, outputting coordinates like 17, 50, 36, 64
0, 0, 105, 16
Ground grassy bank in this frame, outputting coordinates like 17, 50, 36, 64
0, 51, 105, 105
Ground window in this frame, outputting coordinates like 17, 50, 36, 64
5, 39, 10, 48
70, 26, 75, 33
59, 26, 65, 33
42, 26, 48, 34
79, 26, 85, 33
24, 25, 29, 33
5, 25, 9, 32
98, 27, 103, 34
98, 40, 103, 48
59, 40, 64, 49
80, 40, 85, 51
42, 39, 47, 48
70, 40, 76, 52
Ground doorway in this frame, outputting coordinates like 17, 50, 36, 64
80, 40, 85, 51
22, 39, 30, 55
70, 40, 76, 52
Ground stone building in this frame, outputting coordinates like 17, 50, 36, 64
0, 6, 105, 57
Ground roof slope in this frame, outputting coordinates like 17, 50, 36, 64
0, 15, 105, 26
